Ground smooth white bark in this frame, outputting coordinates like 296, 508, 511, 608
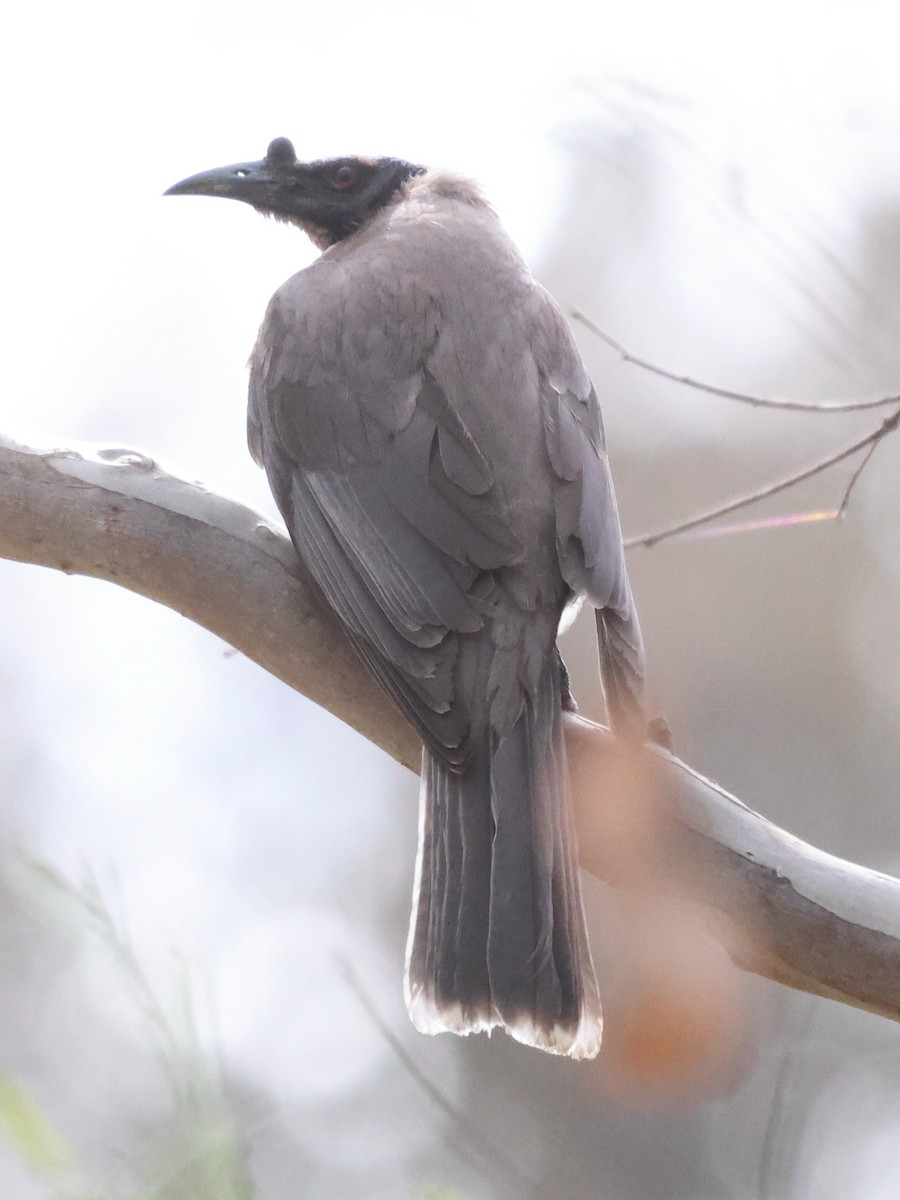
3, 435, 898, 1022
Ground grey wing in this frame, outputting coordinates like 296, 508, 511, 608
248, 296, 527, 767
533, 292, 646, 734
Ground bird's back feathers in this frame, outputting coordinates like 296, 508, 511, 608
249, 176, 643, 757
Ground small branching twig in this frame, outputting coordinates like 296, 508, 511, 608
572, 309, 900, 414
569, 308, 900, 548
624, 410, 900, 549
837, 434, 886, 517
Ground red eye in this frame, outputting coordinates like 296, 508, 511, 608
332, 164, 358, 190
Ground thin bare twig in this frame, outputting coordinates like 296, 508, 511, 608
757, 998, 817, 1200
625, 410, 900, 550
572, 309, 900, 414
335, 954, 527, 1198
837, 434, 885, 517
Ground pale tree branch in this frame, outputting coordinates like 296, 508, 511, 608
2, 435, 899, 1023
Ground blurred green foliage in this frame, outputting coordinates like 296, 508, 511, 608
1, 858, 254, 1200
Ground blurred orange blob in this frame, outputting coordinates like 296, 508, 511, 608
597, 900, 751, 1107
567, 722, 758, 1104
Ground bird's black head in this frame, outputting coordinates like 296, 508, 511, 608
165, 137, 426, 247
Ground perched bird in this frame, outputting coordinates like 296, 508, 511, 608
166, 138, 648, 1058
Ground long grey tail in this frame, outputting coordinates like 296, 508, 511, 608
404, 656, 602, 1058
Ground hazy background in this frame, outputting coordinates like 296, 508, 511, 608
3, 1, 900, 1197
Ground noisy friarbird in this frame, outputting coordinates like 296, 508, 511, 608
166, 138, 649, 1058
